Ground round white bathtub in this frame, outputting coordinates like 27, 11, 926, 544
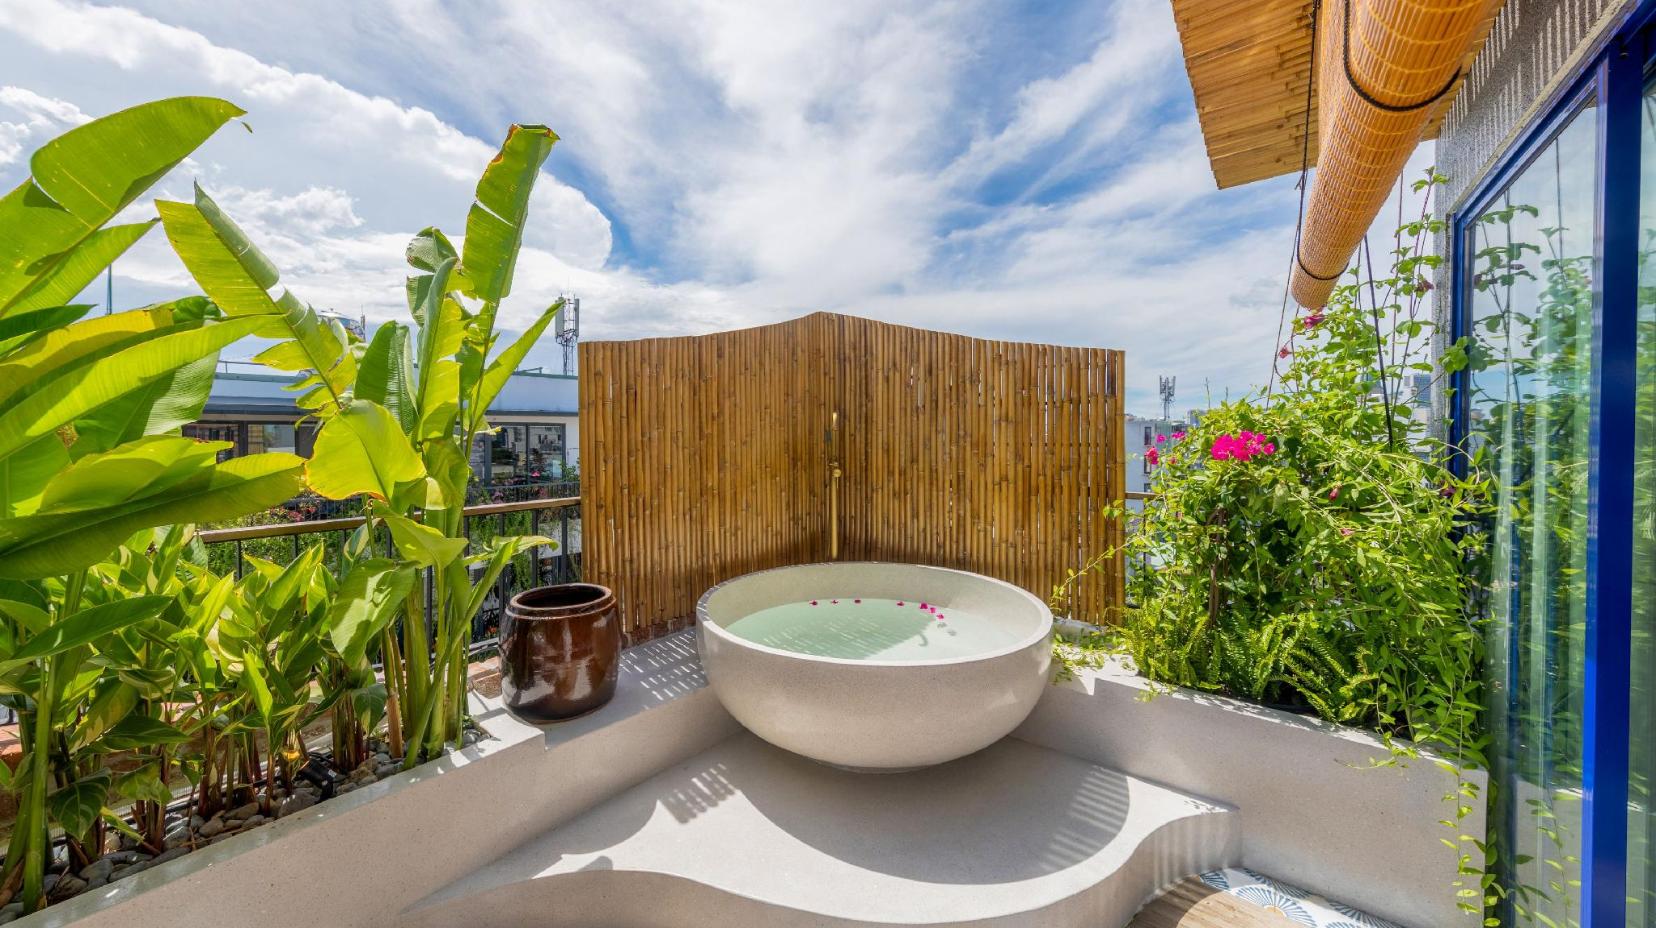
696, 562, 1053, 771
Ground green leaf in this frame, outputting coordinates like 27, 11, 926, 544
239, 648, 274, 727
97, 714, 189, 752
466, 300, 560, 432
0, 96, 244, 316
48, 773, 111, 838
71, 353, 218, 457
357, 322, 417, 434
157, 186, 351, 408
412, 258, 462, 441
462, 125, 558, 303
0, 305, 174, 409
0, 314, 267, 466
305, 400, 425, 501
326, 558, 416, 666
374, 504, 468, 568
0, 437, 69, 520
462, 534, 554, 622
0, 449, 304, 580
3, 596, 168, 665
0, 305, 93, 357
70, 681, 140, 752
7, 221, 155, 316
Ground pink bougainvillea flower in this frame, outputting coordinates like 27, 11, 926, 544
1279, 345, 1291, 359
1145, 447, 1160, 466
1301, 312, 1325, 329
810, 600, 818, 606
920, 602, 929, 610
1155, 433, 1168, 444
1329, 487, 1340, 500
936, 614, 945, 620
1209, 431, 1276, 463
897, 601, 905, 606
1172, 431, 1185, 440
1339, 527, 1354, 537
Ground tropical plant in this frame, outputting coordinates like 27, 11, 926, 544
158, 125, 562, 769
0, 97, 308, 912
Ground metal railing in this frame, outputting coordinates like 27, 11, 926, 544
197, 496, 582, 651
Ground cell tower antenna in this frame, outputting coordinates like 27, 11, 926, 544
555, 295, 581, 375
1158, 375, 1176, 421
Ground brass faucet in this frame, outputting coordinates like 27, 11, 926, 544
828, 411, 841, 560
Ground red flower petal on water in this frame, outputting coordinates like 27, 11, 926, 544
810, 600, 818, 606
854, 599, 862, 604
831, 599, 839, 604
897, 601, 905, 606
920, 602, 929, 610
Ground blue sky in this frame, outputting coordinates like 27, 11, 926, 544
0, 0, 1408, 413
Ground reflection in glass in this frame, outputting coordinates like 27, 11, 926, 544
1467, 102, 1597, 928
1630, 81, 1656, 928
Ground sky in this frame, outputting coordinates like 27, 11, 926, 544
0, 0, 1432, 414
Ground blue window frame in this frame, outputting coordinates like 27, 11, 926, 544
1449, 6, 1654, 926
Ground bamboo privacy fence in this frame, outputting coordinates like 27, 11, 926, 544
580, 312, 1125, 643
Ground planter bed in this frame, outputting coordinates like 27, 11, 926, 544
8, 630, 1481, 928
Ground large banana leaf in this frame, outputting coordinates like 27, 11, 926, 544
357, 322, 417, 434
412, 258, 463, 441
70, 354, 218, 459
0, 315, 266, 465
158, 186, 352, 410
461, 125, 558, 304
0, 307, 174, 407
465, 300, 561, 433
0, 305, 93, 357
304, 400, 425, 501
406, 227, 471, 315
0, 450, 304, 580
0, 97, 244, 316
6, 222, 155, 316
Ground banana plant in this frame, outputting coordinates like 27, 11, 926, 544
0, 97, 313, 913
159, 125, 563, 767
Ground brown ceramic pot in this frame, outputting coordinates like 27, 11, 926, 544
499, 583, 621, 723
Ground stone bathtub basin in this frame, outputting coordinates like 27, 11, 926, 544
696, 562, 1053, 770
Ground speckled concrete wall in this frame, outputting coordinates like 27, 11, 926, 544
1429, 0, 1632, 427
1438, 0, 1629, 210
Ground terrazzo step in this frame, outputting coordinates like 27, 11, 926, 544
401, 732, 1239, 928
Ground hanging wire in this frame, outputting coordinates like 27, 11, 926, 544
1267, 0, 1322, 402
1360, 235, 1397, 450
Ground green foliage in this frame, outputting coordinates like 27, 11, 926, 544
0, 97, 309, 913
158, 120, 562, 771
1061, 170, 1494, 918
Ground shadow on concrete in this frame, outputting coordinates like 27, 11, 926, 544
723, 734, 1130, 883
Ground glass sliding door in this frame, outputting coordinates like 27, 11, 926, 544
1630, 73, 1656, 928
1465, 100, 1600, 928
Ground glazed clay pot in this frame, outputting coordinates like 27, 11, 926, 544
499, 583, 621, 723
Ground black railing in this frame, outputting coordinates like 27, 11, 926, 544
196, 496, 582, 651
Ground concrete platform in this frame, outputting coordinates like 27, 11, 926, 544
402, 733, 1238, 928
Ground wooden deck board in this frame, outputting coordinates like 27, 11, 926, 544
1128, 877, 1301, 928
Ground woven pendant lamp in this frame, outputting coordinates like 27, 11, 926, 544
1290, 0, 1497, 307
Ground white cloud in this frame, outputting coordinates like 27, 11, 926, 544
0, 85, 89, 166
0, 0, 1368, 411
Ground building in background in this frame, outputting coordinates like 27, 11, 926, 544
190, 363, 580, 491
1123, 414, 1188, 510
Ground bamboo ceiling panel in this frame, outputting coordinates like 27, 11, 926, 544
579, 312, 1126, 644
1171, 0, 1502, 189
